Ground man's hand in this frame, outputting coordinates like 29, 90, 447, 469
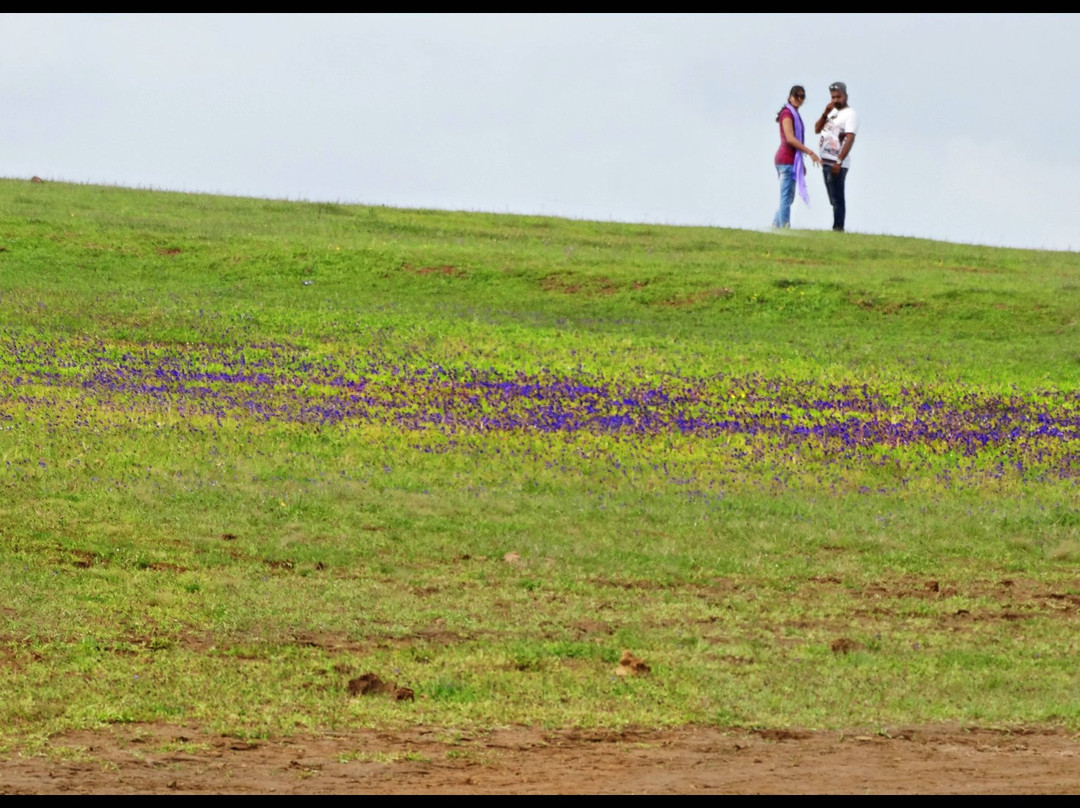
814, 103, 835, 134
831, 162, 842, 175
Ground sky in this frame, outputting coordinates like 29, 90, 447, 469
2, 13, 1078, 252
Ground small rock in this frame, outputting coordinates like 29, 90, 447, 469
830, 637, 863, 654
348, 673, 393, 696
348, 673, 415, 702
613, 649, 650, 677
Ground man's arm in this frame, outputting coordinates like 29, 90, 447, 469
814, 103, 834, 134
836, 132, 856, 163
828, 132, 856, 175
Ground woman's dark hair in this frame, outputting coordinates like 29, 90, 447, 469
776, 85, 806, 121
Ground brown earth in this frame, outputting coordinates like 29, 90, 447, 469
7, 575, 1080, 793
3, 723, 1080, 794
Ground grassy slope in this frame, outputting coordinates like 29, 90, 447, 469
3, 180, 1077, 385
1, 179, 1079, 742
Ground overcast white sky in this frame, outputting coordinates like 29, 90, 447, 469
2, 13, 1078, 252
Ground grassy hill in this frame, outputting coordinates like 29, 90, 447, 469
1, 178, 1079, 743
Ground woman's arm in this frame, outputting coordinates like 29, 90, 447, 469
781, 117, 821, 164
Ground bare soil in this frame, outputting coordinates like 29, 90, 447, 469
4, 723, 1080, 794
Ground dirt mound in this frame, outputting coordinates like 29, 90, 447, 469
3, 723, 1079, 794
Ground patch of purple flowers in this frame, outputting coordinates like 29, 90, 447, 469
2, 338, 1078, 488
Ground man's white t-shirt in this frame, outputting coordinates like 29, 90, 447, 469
819, 107, 859, 167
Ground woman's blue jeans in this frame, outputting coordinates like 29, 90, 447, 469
772, 164, 795, 228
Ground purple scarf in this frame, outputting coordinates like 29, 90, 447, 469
786, 103, 810, 205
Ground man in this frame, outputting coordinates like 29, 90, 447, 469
814, 82, 859, 232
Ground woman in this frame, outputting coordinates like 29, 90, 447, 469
773, 85, 821, 229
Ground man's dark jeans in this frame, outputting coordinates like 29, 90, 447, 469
823, 164, 848, 231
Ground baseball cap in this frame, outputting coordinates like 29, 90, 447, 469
829, 82, 847, 94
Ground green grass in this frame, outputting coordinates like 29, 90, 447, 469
1, 178, 1079, 746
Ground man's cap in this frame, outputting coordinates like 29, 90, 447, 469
829, 82, 847, 94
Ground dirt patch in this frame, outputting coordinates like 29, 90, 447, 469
849, 297, 926, 314
144, 562, 188, 573
539, 274, 619, 296
660, 288, 734, 307
571, 619, 613, 636
289, 632, 368, 654
594, 577, 667, 592
752, 728, 811, 741
830, 637, 864, 654
407, 625, 469, 646
346, 673, 415, 701
5, 723, 1080, 793
804, 574, 1080, 604
62, 548, 106, 569
751, 574, 1080, 643
770, 258, 825, 267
